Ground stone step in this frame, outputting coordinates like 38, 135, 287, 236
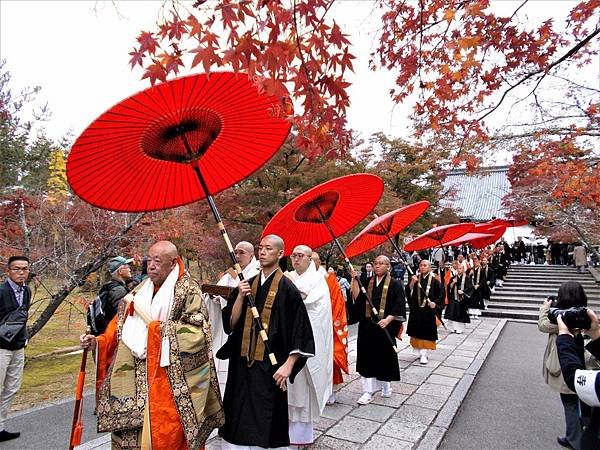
494, 288, 600, 297
482, 309, 538, 321
487, 302, 540, 311
502, 280, 598, 287
507, 269, 589, 274
509, 267, 582, 270
489, 296, 600, 306
499, 284, 600, 291
504, 276, 595, 283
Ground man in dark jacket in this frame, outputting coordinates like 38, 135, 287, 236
0, 256, 32, 442
557, 310, 600, 449
89, 256, 132, 335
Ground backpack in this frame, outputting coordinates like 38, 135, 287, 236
86, 289, 111, 336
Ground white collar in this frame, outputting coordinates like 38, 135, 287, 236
260, 268, 278, 285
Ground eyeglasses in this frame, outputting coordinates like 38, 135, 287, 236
9, 267, 30, 272
290, 253, 308, 259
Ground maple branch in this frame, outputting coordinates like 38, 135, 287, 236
508, 0, 529, 20
289, 155, 306, 175
477, 26, 600, 123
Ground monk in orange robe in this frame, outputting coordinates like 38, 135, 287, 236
81, 241, 223, 449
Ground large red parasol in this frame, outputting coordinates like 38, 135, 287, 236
471, 225, 507, 249
404, 223, 474, 252
262, 174, 384, 256
344, 201, 430, 258
67, 72, 291, 212
444, 232, 494, 247
67, 72, 292, 368
262, 174, 401, 351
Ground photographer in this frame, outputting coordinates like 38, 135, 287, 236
556, 309, 600, 449
539, 281, 587, 449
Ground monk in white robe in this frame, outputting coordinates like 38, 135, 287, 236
204, 241, 260, 395
286, 245, 333, 446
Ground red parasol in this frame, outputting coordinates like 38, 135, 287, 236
404, 223, 474, 252
344, 201, 430, 258
262, 174, 401, 351
444, 232, 494, 247
471, 225, 507, 250
68, 72, 292, 368
262, 174, 384, 256
67, 72, 291, 212
487, 218, 529, 228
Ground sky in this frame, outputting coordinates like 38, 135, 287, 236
0, 0, 595, 164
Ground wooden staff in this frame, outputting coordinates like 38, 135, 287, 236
179, 134, 277, 366
69, 326, 91, 450
374, 216, 447, 330
315, 204, 400, 353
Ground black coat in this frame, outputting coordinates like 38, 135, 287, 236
0, 280, 32, 350
444, 274, 474, 323
406, 272, 444, 342
219, 272, 314, 448
557, 335, 600, 450
350, 276, 406, 381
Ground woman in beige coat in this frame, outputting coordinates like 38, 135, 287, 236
539, 281, 588, 449
573, 244, 587, 273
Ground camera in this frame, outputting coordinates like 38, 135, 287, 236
547, 295, 557, 307
548, 307, 592, 330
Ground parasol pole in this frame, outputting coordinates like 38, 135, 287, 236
69, 326, 91, 450
314, 205, 400, 352
180, 135, 277, 366
374, 217, 447, 330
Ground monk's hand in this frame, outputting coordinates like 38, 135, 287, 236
237, 280, 251, 300
80, 333, 96, 350
458, 289, 463, 295
377, 317, 391, 328
428, 300, 436, 309
349, 268, 358, 279
410, 275, 418, 286
273, 361, 293, 390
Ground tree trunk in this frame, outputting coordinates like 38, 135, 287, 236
26, 213, 145, 338
18, 196, 31, 255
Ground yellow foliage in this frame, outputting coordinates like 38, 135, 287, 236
47, 149, 69, 205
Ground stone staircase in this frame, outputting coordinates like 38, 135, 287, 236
482, 264, 600, 322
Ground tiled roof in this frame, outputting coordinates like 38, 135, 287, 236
440, 166, 510, 221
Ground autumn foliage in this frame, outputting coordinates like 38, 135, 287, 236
131, 0, 599, 160
504, 137, 600, 250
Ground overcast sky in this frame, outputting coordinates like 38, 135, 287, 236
0, 0, 593, 164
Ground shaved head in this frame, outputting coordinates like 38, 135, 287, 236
310, 251, 321, 268
234, 241, 255, 269
235, 241, 254, 253
147, 240, 179, 286
291, 245, 312, 274
262, 234, 284, 252
294, 245, 312, 257
373, 255, 390, 276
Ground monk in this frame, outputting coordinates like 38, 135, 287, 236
80, 241, 223, 449
312, 253, 349, 404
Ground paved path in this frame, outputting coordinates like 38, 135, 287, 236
4, 319, 505, 449
207, 318, 507, 449
441, 321, 564, 450
0, 392, 106, 449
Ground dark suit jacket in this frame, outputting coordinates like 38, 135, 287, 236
0, 280, 31, 350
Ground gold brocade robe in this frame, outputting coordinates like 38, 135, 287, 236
95, 273, 224, 449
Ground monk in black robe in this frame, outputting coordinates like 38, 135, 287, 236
406, 260, 444, 365
469, 255, 495, 318
218, 235, 315, 449
445, 264, 474, 333
349, 255, 406, 405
